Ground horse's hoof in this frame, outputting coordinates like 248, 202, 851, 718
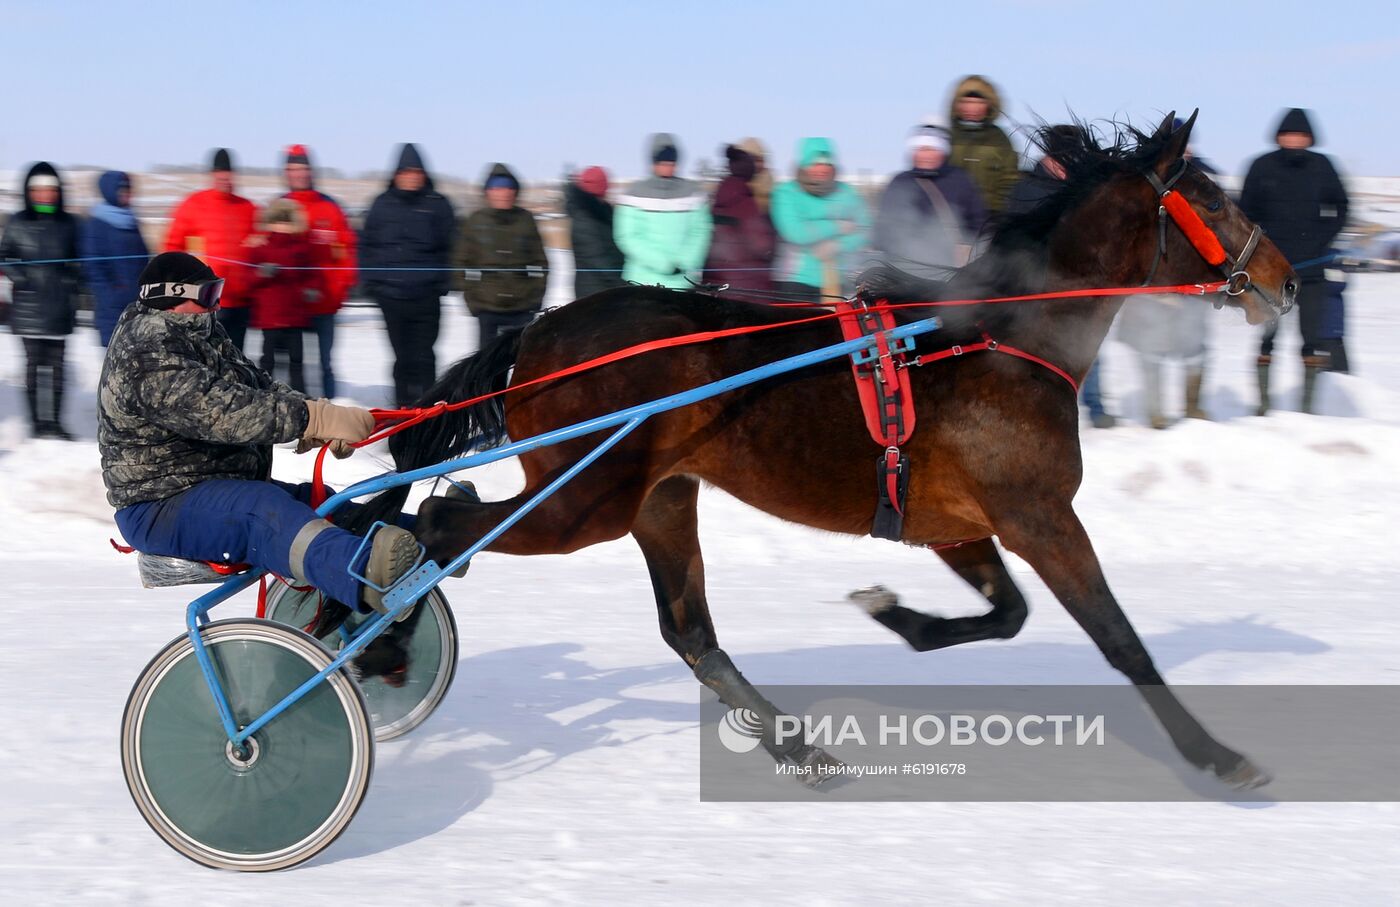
1218, 758, 1272, 790
788, 745, 847, 789
847, 585, 899, 616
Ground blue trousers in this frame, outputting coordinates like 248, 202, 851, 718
114, 479, 406, 607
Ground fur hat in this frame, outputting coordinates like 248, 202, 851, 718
258, 198, 308, 231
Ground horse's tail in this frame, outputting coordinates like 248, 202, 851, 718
336, 328, 525, 536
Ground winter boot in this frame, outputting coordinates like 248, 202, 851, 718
360, 525, 422, 619
1301, 355, 1328, 415
1140, 357, 1168, 429
1184, 368, 1210, 420
1255, 355, 1272, 416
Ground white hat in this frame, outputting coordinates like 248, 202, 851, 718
27, 174, 60, 189
908, 124, 951, 156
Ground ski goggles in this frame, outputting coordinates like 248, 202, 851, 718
138, 278, 226, 309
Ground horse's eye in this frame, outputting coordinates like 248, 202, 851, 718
1206, 198, 1223, 213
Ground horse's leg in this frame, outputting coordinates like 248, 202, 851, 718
631, 476, 841, 783
997, 503, 1270, 789
857, 539, 1029, 651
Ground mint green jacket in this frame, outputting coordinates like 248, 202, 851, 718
770, 138, 871, 290
613, 180, 713, 289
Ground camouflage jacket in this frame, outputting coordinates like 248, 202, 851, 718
98, 303, 309, 509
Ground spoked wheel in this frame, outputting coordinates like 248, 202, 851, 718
264, 584, 458, 741
121, 619, 373, 872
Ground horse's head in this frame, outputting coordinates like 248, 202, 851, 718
1141, 110, 1297, 324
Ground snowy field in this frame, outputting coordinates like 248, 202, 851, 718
1, 254, 1398, 903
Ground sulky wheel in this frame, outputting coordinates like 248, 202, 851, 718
264, 583, 458, 741
121, 619, 373, 872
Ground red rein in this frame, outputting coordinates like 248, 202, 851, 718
308, 280, 1227, 507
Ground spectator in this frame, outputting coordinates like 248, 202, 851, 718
452, 163, 549, 348
770, 137, 870, 302
164, 148, 257, 350
565, 166, 625, 299
0, 162, 82, 440
360, 144, 456, 406
703, 145, 777, 295
82, 170, 150, 346
282, 144, 356, 399
1006, 125, 1116, 428
1240, 108, 1349, 414
873, 123, 986, 277
245, 199, 325, 394
947, 75, 1021, 217
734, 137, 774, 213
614, 133, 713, 290
1117, 293, 1211, 429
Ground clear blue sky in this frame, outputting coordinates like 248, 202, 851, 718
5, 0, 1397, 180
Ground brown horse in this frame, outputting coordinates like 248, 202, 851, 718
378, 112, 1296, 789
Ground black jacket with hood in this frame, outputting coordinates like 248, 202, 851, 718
0, 162, 82, 336
359, 144, 457, 300
1239, 110, 1349, 280
565, 182, 625, 299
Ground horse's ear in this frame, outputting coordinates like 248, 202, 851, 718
1152, 109, 1197, 177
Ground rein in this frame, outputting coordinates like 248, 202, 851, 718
308, 278, 1226, 506
1141, 159, 1262, 296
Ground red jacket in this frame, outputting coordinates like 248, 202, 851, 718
245, 232, 325, 330
284, 189, 357, 315
163, 189, 258, 308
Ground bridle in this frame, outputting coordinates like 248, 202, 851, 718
1141, 159, 1262, 296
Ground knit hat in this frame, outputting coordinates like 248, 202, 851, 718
1275, 108, 1316, 141
908, 123, 951, 156
284, 143, 312, 167
577, 166, 608, 196
137, 252, 221, 309
210, 148, 234, 173
650, 133, 681, 164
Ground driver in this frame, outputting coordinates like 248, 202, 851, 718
99, 251, 418, 614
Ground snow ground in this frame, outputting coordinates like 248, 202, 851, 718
0, 257, 1397, 904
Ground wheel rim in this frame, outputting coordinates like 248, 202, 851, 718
265, 585, 457, 740
122, 620, 372, 871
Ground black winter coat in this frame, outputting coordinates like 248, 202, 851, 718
360, 177, 456, 301
564, 183, 625, 299
1, 164, 83, 336
1239, 149, 1348, 280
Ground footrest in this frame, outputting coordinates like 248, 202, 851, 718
137, 553, 247, 588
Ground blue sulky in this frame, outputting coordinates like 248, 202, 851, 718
124, 311, 942, 870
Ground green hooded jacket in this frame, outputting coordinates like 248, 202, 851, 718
770, 138, 871, 291
947, 75, 1021, 216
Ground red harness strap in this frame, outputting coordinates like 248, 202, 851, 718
835, 298, 918, 541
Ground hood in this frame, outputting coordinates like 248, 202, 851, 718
949, 74, 1004, 122
795, 137, 840, 170
98, 170, 130, 208
481, 162, 520, 197
725, 146, 756, 181
386, 143, 435, 191
1275, 108, 1317, 143
22, 161, 65, 213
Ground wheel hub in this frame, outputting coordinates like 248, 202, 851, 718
224, 735, 262, 771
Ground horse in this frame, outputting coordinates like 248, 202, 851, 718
364, 111, 1297, 789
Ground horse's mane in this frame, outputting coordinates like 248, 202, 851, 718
861, 117, 1171, 337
